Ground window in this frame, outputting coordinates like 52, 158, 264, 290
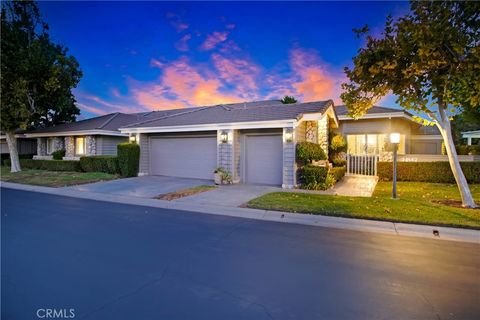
46, 138, 54, 155
347, 134, 405, 155
75, 137, 86, 155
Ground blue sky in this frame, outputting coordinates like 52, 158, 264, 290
39, 1, 409, 118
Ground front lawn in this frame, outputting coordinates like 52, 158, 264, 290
0, 166, 119, 187
247, 182, 480, 229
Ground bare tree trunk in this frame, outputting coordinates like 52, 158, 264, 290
5, 131, 22, 173
436, 108, 476, 208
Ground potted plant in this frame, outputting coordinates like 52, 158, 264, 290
214, 167, 233, 185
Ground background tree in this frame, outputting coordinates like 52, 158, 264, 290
451, 107, 480, 145
1, 1, 82, 172
341, 1, 479, 208
281, 96, 298, 104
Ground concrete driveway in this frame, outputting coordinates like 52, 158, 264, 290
65, 175, 213, 198
174, 184, 281, 207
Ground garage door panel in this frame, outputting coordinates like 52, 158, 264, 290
150, 137, 217, 180
245, 135, 283, 185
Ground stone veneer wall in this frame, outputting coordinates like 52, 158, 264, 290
283, 127, 296, 188
37, 138, 47, 156
86, 136, 96, 156
64, 136, 75, 158
305, 121, 318, 143
138, 134, 149, 176
53, 137, 64, 152
232, 130, 241, 182
317, 116, 329, 158
217, 129, 234, 178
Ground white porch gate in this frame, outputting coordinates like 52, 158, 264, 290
346, 154, 378, 176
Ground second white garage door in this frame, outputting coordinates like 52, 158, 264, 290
150, 136, 217, 180
244, 135, 283, 186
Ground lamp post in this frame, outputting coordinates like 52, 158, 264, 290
390, 133, 400, 199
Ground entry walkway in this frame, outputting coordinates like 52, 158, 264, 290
332, 175, 379, 197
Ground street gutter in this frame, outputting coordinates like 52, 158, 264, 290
1, 181, 479, 244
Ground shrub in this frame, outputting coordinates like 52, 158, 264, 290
329, 166, 346, 182
332, 159, 347, 167
456, 144, 480, 155
330, 134, 347, 153
4, 159, 81, 171
117, 143, 140, 177
51, 149, 66, 160
1, 153, 34, 165
80, 156, 119, 174
377, 161, 480, 183
296, 142, 327, 164
298, 165, 335, 190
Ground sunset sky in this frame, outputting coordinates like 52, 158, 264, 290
39, 1, 409, 118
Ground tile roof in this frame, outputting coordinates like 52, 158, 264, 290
124, 100, 333, 129
26, 112, 150, 134
334, 105, 408, 116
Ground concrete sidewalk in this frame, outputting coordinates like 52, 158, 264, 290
1, 181, 479, 244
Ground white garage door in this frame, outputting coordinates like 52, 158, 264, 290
245, 135, 283, 185
150, 136, 217, 180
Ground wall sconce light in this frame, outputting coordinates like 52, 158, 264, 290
221, 131, 229, 143
129, 134, 137, 143
284, 128, 293, 143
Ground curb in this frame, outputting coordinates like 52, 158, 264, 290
1, 181, 479, 244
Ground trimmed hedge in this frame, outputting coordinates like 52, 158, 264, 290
80, 156, 119, 174
456, 144, 480, 155
296, 141, 327, 163
377, 161, 480, 183
330, 166, 346, 182
298, 165, 335, 190
332, 159, 347, 167
52, 149, 66, 160
117, 143, 140, 177
4, 159, 81, 171
1, 153, 34, 166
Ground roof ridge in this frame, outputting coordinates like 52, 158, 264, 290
97, 112, 120, 129
123, 106, 211, 128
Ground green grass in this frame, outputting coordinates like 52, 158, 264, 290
0, 166, 119, 187
247, 182, 480, 229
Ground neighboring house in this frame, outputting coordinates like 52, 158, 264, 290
120, 100, 339, 188
462, 130, 480, 146
0, 131, 37, 156
24, 113, 149, 160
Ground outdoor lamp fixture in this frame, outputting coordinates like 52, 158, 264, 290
221, 131, 229, 143
129, 134, 137, 143
390, 132, 400, 199
285, 129, 293, 143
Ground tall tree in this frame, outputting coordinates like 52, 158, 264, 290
1, 1, 82, 172
341, 1, 479, 208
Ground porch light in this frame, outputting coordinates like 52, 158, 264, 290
390, 132, 400, 199
221, 131, 229, 143
390, 132, 400, 144
284, 129, 293, 143
129, 134, 137, 143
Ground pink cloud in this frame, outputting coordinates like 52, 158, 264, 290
130, 57, 249, 110
211, 53, 260, 99
150, 58, 165, 69
200, 31, 229, 51
226, 23, 235, 30
174, 34, 192, 52
77, 103, 107, 116
166, 12, 189, 33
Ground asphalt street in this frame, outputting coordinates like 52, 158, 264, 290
1, 187, 479, 319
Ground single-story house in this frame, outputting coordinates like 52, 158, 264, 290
462, 130, 480, 146
120, 100, 339, 188
23, 112, 150, 160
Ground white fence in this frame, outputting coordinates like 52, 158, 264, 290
346, 154, 378, 176
398, 154, 480, 162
